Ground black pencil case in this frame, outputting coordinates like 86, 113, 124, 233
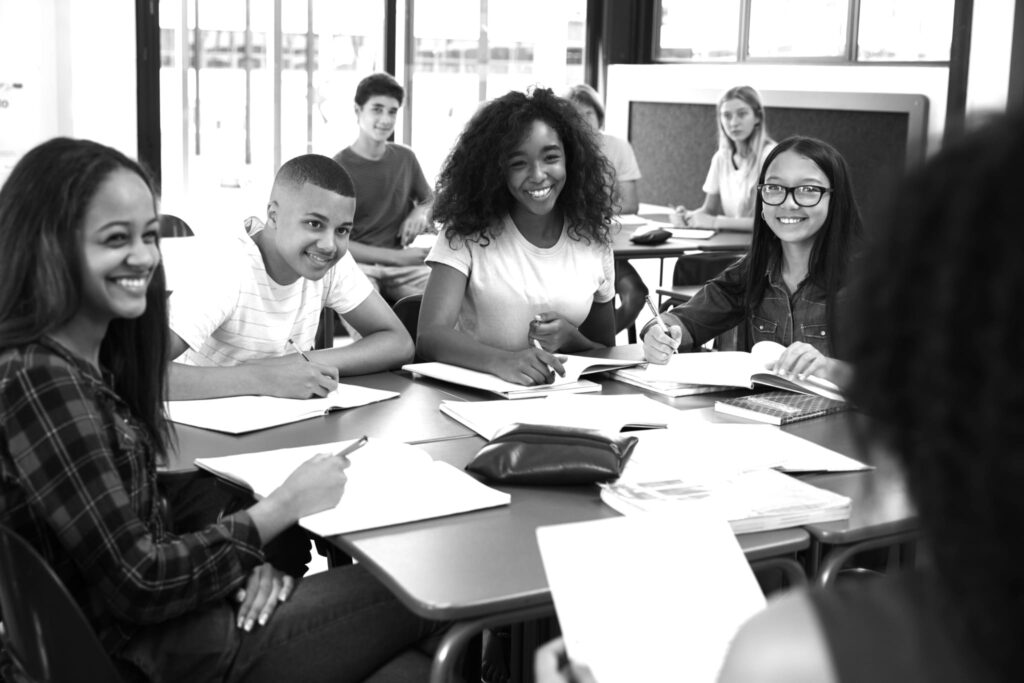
466, 423, 638, 485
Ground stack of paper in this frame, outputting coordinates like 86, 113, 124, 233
167, 384, 399, 434
194, 438, 510, 535
537, 512, 766, 682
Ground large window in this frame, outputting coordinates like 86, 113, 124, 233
158, 0, 384, 230
407, 0, 587, 183
158, 0, 585, 230
656, 0, 955, 63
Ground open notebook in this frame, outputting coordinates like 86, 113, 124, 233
612, 341, 845, 402
166, 384, 399, 434
439, 394, 692, 440
194, 438, 510, 536
402, 355, 641, 399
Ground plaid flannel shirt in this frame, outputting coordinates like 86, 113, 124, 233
0, 338, 264, 653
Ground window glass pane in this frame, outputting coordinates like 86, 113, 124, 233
656, 0, 740, 61
158, 0, 384, 232
858, 0, 953, 61
747, 0, 849, 59
409, 0, 586, 184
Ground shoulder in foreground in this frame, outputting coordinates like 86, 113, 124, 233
717, 591, 838, 683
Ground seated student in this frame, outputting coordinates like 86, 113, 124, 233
679, 85, 776, 231
642, 136, 861, 388
716, 110, 1024, 683
167, 153, 413, 400
418, 87, 617, 386
0, 137, 439, 681
333, 72, 434, 303
564, 83, 649, 334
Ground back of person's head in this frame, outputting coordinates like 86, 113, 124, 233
564, 83, 605, 128
354, 72, 404, 107
741, 136, 862, 352
0, 137, 170, 454
718, 85, 771, 154
273, 153, 356, 199
847, 110, 1024, 677
433, 86, 614, 243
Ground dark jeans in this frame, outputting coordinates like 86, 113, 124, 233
158, 470, 312, 577
114, 563, 441, 682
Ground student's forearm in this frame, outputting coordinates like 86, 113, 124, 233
418, 326, 514, 375
309, 329, 414, 375
168, 362, 268, 400
347, 241, 409, 266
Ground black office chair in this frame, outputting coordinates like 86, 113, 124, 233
158, 213, 194, 238
0, 524, 123, 683
392, 293, 422, 342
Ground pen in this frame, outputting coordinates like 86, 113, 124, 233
643, 296, 677, 354
287, 337, 311, 362
335, 435, 368, 460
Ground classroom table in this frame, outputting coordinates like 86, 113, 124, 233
166, 370, 481, 470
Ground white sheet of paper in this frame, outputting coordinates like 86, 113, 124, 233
536, 511, 766, 683
194, 438, 510, 535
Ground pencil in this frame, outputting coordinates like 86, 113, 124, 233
287, 337, 312, 362
643, 296, 677, 353
335, 435, 368, 460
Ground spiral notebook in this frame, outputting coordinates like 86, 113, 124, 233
714, 390, 848, 426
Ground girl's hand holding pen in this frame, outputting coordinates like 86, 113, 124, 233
642, 323, 682, 365
493, 346, 567, 386
274, 444, 354, 518
530, 312, 575, 351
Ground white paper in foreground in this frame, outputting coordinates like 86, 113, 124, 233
536, 511, 766, 683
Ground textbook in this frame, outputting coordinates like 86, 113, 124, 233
715, 390, 848, 426
438, 394, 692, 440
194, 438, 511, 536
600, 467, 852, 534
402, 356, 642, 400
620, 341, 846, 402
166, 384, 399, 434
609, 365, 732, 397
537, 513, 765, 683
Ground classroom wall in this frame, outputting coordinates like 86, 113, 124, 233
0, 0, 137, 185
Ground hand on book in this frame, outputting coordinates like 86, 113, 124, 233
642, 322, 683, 365
769, 342, 842, 386
235, 563, 294, 632
494, 347, 567, 386
248, 356, 340, 399
534, 637, 598, 683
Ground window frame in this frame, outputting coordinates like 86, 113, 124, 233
654, 0, 951, 66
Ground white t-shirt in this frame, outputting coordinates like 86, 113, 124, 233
425, 215, 615, 352
702, 142, 776, 218
601, 133, 641, 182
169, 219, 373, 366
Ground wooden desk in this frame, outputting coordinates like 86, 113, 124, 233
167, 371, 479, 470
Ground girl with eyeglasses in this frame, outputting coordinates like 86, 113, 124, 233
678, 85, 776, 230
642, 136, 863, 388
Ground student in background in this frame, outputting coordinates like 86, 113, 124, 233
565, 83, 649, 335
679, 85, 776, 231
167, 153, 413, 400
642, 136, 862, 388
717, 111, 1024, 683
333, 72, 434, 303
0, 137, 439, 681
418, 87, 617, 386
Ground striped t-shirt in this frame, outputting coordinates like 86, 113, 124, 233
169, 221, 373, 366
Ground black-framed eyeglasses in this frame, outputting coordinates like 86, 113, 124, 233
758, 183, 833, 207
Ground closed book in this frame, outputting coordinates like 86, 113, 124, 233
715, 390, 847, 426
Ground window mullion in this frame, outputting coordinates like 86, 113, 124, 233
738, 0, 751, 62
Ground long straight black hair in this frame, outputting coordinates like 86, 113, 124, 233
742, 136, 864, 355
0, 137, 171, 456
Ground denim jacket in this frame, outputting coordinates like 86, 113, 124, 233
663, 258, 834, 354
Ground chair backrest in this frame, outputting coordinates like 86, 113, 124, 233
159, 213, 194, 238
392, 294, 422, 342
0, 524, 123, 683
